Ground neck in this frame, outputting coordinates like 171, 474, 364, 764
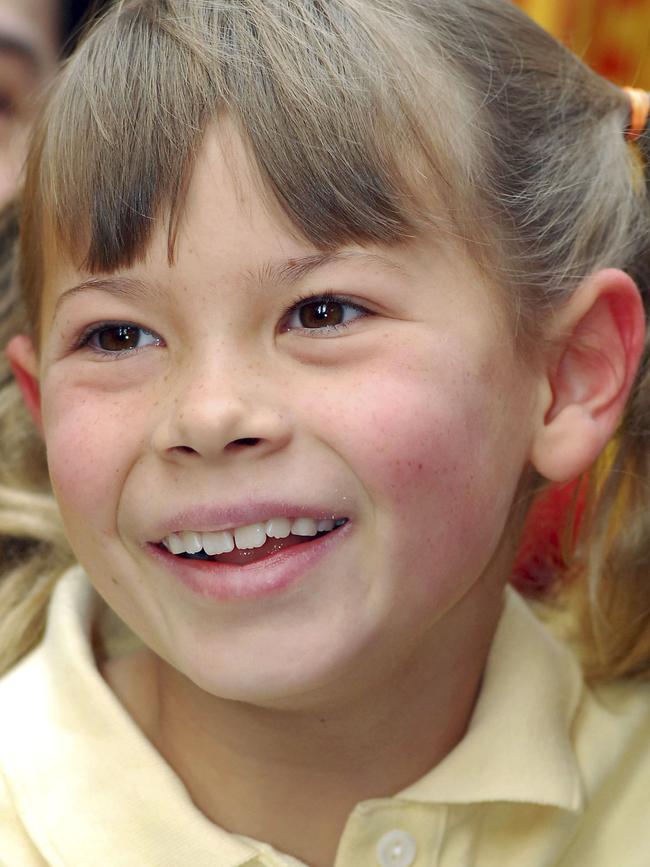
109, 580, 504, 867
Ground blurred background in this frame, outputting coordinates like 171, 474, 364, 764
515, 0, 650, 88
0, 0, 110, 208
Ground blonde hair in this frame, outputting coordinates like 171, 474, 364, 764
0, 203, 73, 674
2, 0, 650, 678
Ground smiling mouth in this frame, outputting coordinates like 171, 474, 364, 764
159, 518, 348, 567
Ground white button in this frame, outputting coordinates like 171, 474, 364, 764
376, 829, 417, 867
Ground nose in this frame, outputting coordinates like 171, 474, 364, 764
151, 353, 292, 463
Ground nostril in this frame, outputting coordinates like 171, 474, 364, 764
231, 437, 261, 447
172, 445, 198, 455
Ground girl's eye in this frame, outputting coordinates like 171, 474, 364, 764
284, 296, 367, 332
0, 92, 17, 119
81, 324, 162, 355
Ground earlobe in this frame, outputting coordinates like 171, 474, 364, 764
530, 269, 645, 483
5, 334, 43, 433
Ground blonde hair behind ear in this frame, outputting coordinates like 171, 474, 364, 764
569, 348, 650, 680
544, 114, 650, 683
0, 204, 73, 676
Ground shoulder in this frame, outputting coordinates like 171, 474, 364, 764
0, 766, 48, 866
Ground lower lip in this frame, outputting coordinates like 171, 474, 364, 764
148, 523, 351, 601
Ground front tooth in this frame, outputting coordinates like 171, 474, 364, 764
234, 523, 267, 550
317, 519, 335, 532
202, 530, 235, 555
265, 517, 292, 539
180, 531, 202, 554
165, 533, 186, 555
291, 518, 318, 536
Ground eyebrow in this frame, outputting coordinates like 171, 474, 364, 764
53, 251, 409, 316
249, 251, 409, 286
0, 34, 43, 77
53, 276, 171, 318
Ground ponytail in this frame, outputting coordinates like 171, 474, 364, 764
0, 204, 73, 676
555, 98, 650, 681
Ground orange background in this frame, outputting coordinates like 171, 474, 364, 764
514, 0, 650, 87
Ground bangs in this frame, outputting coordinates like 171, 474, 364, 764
23, 0, 485, 287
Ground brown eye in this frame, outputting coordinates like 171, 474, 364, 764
284, 295, 367, 333
0, 92, 16, 117
98, 325, 139, 350
299, 300, 345, 328
85, 324, 161, 354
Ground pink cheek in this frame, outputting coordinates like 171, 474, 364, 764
323, 368, 513, 565
41, 394, 130, 520
332, 374, 487, 497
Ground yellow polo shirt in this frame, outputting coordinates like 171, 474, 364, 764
0, 566, 648, 867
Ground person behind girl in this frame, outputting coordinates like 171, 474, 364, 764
1, 1, 649, 864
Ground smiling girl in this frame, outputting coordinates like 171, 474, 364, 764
0, 1, 649, 865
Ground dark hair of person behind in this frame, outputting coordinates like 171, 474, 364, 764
61, 0, 111, 55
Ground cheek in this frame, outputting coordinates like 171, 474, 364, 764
309, 346, 531, 573
40, 380, 144, 529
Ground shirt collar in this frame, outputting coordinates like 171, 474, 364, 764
398, 587, 584, 810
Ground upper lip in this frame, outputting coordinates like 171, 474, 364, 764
149, 500, 350, 541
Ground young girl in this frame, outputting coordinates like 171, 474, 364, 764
0, 1, 649, 864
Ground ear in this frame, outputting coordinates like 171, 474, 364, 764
530, 269, 645, 483
5, 334, 43, 433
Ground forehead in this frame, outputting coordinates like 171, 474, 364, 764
0, 0, 58, 28
0, 0, 59, 61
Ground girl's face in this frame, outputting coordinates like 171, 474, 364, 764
29, 128, 542, 706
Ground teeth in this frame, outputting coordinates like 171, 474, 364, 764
202, 530, 235, 555
180, 531, 202, 554
291, 518, 318, 536
234, 523, 266, 550
265, 517, 292, 539
162, 515, 345, 555
165, 533, 186, 555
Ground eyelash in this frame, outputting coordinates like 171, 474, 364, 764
73, 293, 371, 357
280, 291, 370, 335
74, 321, 163, 358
